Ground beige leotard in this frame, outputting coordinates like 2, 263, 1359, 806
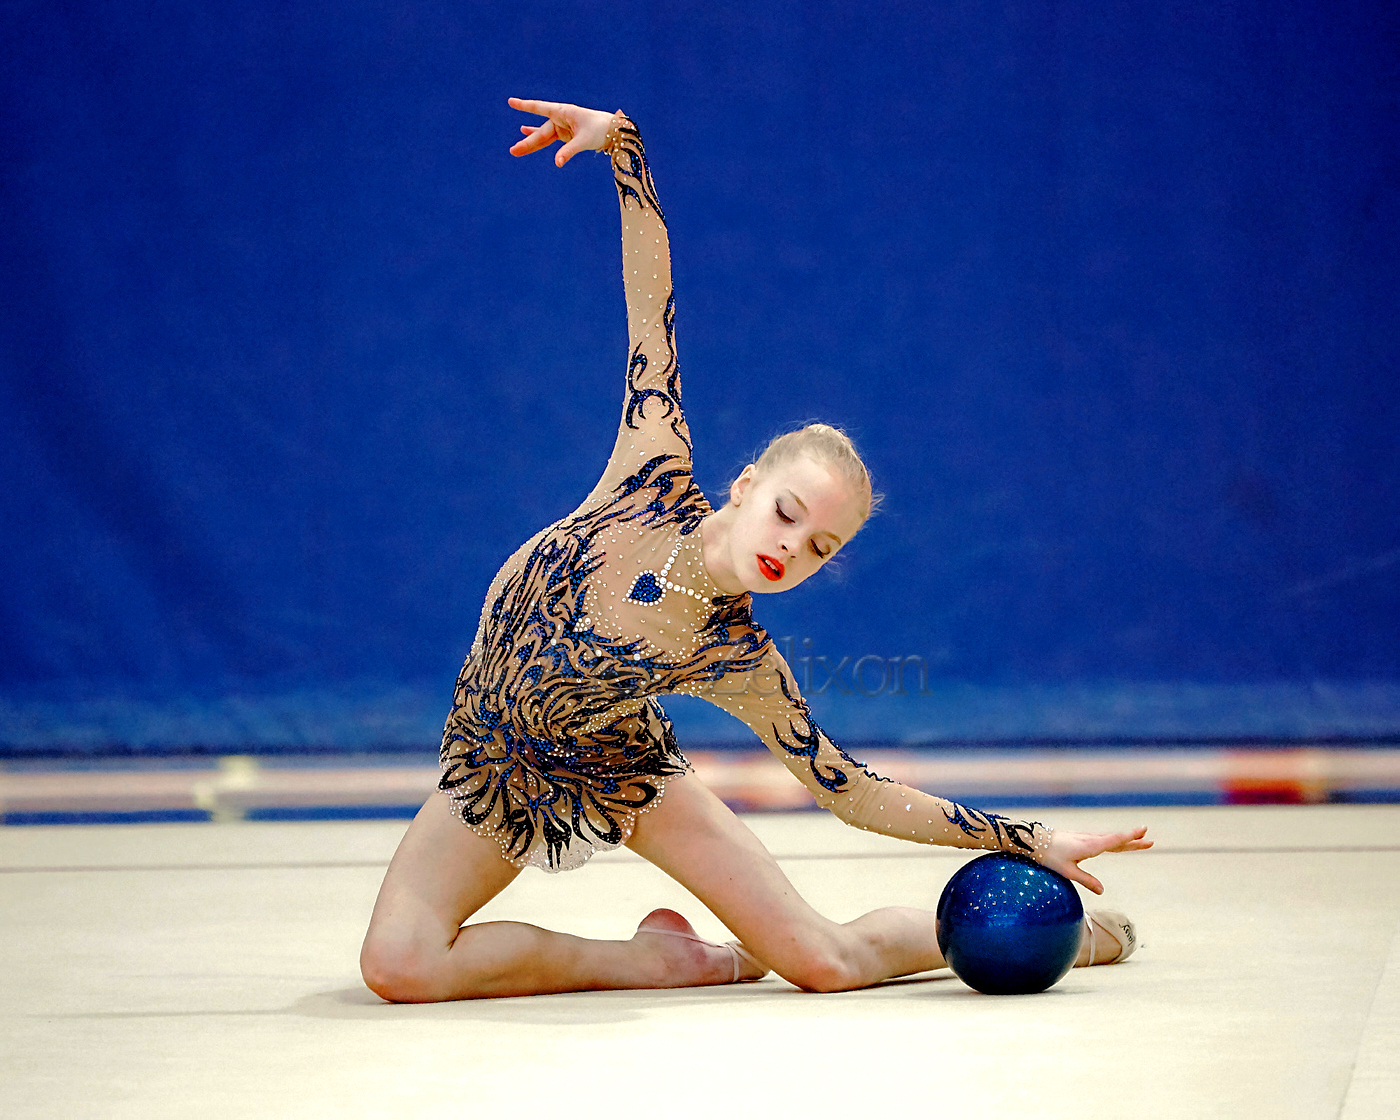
438, 114, 1053, 872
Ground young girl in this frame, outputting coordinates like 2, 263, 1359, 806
359, 97, 1152, 1002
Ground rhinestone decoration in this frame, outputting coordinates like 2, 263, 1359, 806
433, 110, 1056, 875
625, 539, 706, 606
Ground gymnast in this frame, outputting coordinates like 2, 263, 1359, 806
359, 97, 1153, 1001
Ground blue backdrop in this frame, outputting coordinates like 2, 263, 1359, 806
3, 0, 1397, 750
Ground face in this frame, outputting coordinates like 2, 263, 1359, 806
724, 455, 865, 594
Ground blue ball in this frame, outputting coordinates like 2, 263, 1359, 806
936, 852, 1085, 995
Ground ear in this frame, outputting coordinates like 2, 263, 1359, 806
729, 463, 757, 506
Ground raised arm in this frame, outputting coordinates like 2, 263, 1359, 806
604, 114, 691, 470
507, 98, 692, 492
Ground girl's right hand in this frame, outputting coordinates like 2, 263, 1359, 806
507, 97, 619, 167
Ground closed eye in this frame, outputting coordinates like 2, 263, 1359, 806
776, 502, 831, 559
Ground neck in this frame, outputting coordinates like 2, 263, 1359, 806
699, 508, 747, 596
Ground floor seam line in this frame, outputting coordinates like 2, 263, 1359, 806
1336, 916, 1400, 1119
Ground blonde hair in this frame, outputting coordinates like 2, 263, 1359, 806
749, 421, 883, 531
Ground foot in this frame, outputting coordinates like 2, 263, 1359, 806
631, 909, 767, 987
1075, 909, 1139, 967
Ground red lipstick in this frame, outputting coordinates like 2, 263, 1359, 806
757, 554, 784, 581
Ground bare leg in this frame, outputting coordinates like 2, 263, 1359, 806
626, 773, 947, 992
359, 791, 750, 1002
628, 778, 1134, 982
361, 783, 1125, 1002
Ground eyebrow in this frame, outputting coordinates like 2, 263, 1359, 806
784, 490, 843, 546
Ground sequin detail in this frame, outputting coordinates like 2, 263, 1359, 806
625, 537, 708, 606
627, 570, 665, 603
438, 112, 1054, 872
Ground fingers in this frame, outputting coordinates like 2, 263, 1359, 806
509, 118, 557, 157
1096, 838, 1151, 854
1108, 827, 1153, 853
507, 96, 566, 118
1048, 826, 1150, 896
1087, 827, 1152, 855
507, 96, 566, 159
507, 98, 615, 165
1049, 856, 1104, 895
554, 135, 587, 167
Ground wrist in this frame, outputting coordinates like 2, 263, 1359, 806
603, 111, 632, 156
1027, 822, 1054, 861
979, 809, 1052, 860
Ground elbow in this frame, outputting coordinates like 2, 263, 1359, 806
822, 799, 861, 830
817, 787, 874, 832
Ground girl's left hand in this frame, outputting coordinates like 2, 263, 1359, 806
507, 97, 618, 167
1040, 827, 1152, 894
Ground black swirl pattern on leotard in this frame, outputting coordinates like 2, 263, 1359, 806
941, 802, 1042, 855
763, 663, 892, 794
439, 112, 1057, 872
618, 133, 687, 458
624, 301, 688, 460
439, 454, 774, 870
611, 119, 666, 225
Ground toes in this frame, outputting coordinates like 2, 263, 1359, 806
1083, 911, 1134, 965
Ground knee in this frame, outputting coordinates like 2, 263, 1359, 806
779, 943, 862, 994
359, 935, 443, 1004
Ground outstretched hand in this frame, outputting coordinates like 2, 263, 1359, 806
1040, 827, 1152, 895
507, 97, 618, 167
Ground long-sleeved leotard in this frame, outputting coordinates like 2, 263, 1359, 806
438, 113, 1053, 871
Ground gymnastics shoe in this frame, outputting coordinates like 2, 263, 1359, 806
1083, 909, 1138, 965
